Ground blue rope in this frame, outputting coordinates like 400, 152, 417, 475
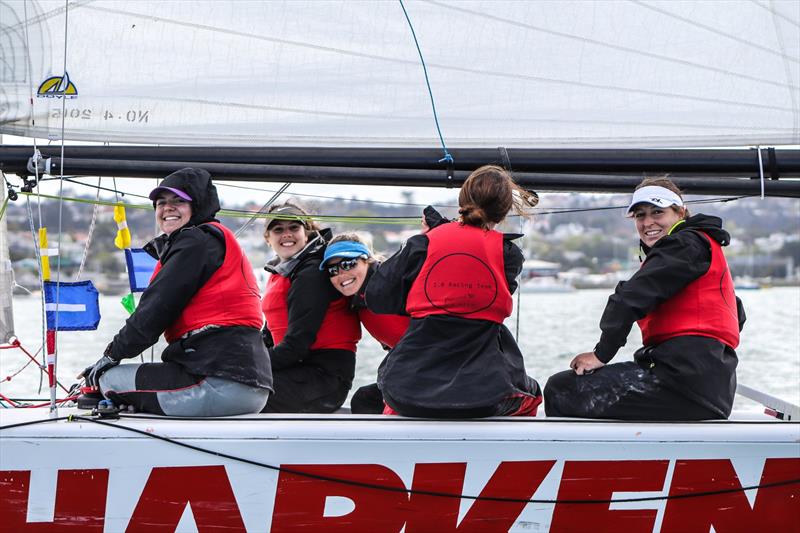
398, 0, 453, 165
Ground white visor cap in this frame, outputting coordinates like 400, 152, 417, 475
626, 186, 684, 215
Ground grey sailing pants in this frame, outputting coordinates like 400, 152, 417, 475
99, 361, 269, 416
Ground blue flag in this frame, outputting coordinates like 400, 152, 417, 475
43, 280, 101, 331
124, 248, 158, 292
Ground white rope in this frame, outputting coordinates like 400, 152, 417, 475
75, 177, 102, 281
756, 145, 765, 200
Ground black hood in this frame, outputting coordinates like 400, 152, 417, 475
153, 167, 220, 226
673, 213, 731, 246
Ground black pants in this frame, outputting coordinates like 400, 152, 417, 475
544, 361, 719, 420
383, 375, 542, 419
261, 364, 351, 413
351, 383, 385, 414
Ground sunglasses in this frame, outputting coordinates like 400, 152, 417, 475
326, 258, 360, 277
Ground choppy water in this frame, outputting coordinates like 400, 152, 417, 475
3, 287, 798, 409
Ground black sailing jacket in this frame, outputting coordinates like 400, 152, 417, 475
106, 168, 272, 389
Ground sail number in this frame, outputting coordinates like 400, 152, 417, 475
50, 108, 150, 123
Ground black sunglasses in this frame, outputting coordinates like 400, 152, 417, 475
326, 258, 360, 277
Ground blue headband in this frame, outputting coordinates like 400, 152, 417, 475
320, 241, 371, 269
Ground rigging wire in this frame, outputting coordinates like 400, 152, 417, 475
74, 177, 101, 281
398, 0, 453, 166
41, 175, 457, 209
757, 146, 766, 200
233, 182, 292, 238
215, 181, 460, 209
21, 0, 48, 395
14, 189, 756, 225
0, 341, 71, 394
24, 194, 46, 395
33, 174, 756, 215
47, 0, 72, 415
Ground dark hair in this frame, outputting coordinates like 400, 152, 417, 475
635, 176, 690, 217
458, 165, 538, 229
263, 200, 321, 235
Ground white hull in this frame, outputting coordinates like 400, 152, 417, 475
1, 408, 798, 532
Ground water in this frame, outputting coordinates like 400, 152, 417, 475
3, 287, 798, 409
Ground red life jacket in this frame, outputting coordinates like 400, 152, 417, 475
262, 274, 361, 352
638, 231, 740, 348
406, 223, 512, 323
358, 308, 409, 348
152, 222, 264, 344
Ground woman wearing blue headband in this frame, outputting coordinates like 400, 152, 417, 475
321, 234, 411, 414
260, 201, 361, 413
545, 177, 746, 420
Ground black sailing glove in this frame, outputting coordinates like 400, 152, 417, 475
80, 355, 119, 389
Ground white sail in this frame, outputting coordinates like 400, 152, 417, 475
1, 0, 798, 148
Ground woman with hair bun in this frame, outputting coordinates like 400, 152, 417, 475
365, 165, 542, 418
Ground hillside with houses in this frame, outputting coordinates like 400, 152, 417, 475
6, 190, 799, 294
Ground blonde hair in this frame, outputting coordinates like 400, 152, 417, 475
329, 232, 381, 263
458, 165, 538, 229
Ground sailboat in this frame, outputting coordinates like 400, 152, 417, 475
1, 1, 799, 530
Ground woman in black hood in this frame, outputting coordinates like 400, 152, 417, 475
545, 177, 746, 420
80, 168, 272, 416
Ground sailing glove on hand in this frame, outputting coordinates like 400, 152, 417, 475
81, 355, 119, 389
423, 206, 450, 230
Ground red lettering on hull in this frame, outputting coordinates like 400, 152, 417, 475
1, 457, 796, 531
661, 458, 800, 532
127, 465, 246, 532
272, 464, 407, 532
551, 460, 669, 532
272, 461, 555, 532
0, 469, 109, 531
405, 461, 555, 532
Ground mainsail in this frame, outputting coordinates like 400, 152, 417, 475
1, 0, 798, 148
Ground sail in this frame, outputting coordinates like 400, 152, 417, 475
1, 0, 798, 148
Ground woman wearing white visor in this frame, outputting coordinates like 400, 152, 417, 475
544, 177, 745, 420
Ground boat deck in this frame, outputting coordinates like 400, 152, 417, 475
1, 406, 796, 442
